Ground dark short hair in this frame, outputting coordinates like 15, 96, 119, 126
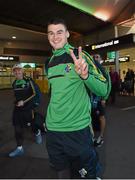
47, 17, 68, 30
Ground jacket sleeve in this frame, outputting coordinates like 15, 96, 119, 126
82, 51, 109, 97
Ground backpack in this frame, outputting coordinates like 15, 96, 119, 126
30, 79, 42, 107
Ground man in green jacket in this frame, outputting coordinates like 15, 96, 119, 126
45, 17, 110, 179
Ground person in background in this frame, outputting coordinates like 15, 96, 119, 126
45, 17, 110, 179
9, 64, 42, 158
91, 93, 106, 147
91, 54, 107, 147
124, 68, 134, 96
109, 67, 120, 104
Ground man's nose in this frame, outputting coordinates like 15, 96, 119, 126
53, 33, 59, 39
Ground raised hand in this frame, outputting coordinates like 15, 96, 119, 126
70, 46, 88, 79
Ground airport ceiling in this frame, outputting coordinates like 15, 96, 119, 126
0, 0, 135, 43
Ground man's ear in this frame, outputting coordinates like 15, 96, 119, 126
66, 31, 70, 38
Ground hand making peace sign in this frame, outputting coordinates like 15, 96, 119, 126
70, 46, 88, 79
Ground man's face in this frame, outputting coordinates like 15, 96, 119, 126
47, 24, 69, 50
95, 54, 101, 62
13, 68, 23, 79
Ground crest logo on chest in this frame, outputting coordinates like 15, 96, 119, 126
65, 64, 71, 73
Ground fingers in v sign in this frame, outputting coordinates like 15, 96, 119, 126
70, 46, 88, 79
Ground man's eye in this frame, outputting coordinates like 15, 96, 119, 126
57, 31, 64, 35
48, 32, 54, 36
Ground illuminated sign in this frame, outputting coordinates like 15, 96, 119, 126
107, 51, 116, 59
119, 56, 129, 62
21, 63, 35, 68
105, 56, 129, 63
0, 55, 19, 61
88, 34, 134, 52
92, 40, 119, 50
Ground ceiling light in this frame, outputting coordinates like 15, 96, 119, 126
12, 36, 16, 39
58, 0, 94, 16
94, 11, 110, 21
59, 0, 110, 22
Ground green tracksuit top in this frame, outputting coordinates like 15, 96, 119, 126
46, 43, 108, 132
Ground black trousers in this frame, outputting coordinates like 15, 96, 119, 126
12, 107, 39, 146
46, 126, 98, 179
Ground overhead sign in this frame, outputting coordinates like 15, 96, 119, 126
104, 56, 130, 63
0, 55, 19, 61
88, 34, 134, 52
92, 39, 119, 50
107, 51, 116, 59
